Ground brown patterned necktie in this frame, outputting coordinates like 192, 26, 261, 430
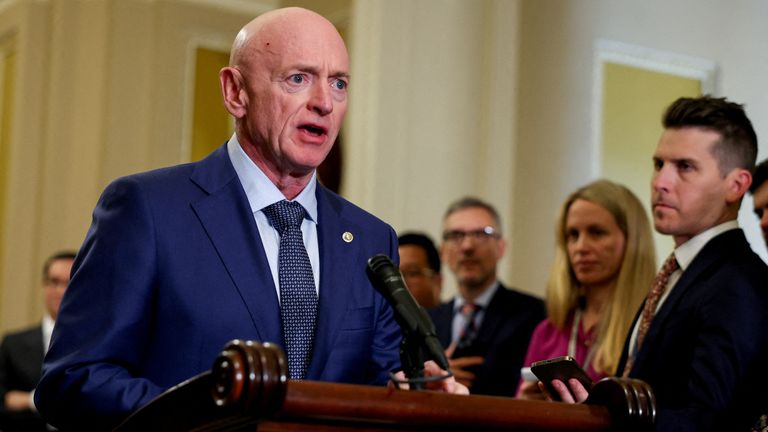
622, 252, 679, 377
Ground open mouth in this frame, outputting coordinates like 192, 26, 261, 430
299, 124, 327, 137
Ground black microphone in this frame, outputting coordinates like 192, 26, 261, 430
366, 254, 450, 371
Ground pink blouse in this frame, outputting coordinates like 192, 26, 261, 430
522, 316, 607, 383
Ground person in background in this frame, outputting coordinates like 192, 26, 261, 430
0, 251, 75, 432
516, 180, 655, 399
550, 96, 768, 431
398, 232, 442, 309
429, 197, 545, 396
749, 158, 768, 242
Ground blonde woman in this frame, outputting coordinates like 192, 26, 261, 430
517, 180, 656, 399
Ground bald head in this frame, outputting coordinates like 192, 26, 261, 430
230, 7, 347, 70
219, 7, 350, 198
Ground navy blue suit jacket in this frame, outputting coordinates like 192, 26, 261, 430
618, 229, 768, 431
34, 145, 401, 430
428, 284, 545, 397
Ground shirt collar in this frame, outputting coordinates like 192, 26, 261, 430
227, 134, 318, 223
674, 220, 739, 271
454, 281, 500, 311
42, 314, 55, 334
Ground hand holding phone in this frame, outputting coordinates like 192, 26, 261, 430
530, 356, 592, 402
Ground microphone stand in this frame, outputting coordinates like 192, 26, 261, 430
400, 334, 426, 390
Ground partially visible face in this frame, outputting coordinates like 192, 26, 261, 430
565, 199, 627, 289
441, 207, 505, 295
237, 13, 349, 177
399, 245, 441, 309
753, 181, 768, 242
651, 127, 736, 246
44, 258, 73, 320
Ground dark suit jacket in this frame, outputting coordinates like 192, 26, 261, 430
34, 144, 401, 430
0, 325, 47, 431
429, 283, 545, 396
617, 230, 768, 431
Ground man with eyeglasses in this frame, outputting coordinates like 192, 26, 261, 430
428, 197, 545, 396
398, 232, 442, 309
0, 250, 75, 432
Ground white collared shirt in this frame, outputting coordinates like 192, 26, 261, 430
451, 281, 500, 344
227, 135, 320, 300
42, 314, 55, 355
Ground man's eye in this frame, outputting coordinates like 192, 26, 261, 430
289, 74, 305, 84
333, 79, 347, 90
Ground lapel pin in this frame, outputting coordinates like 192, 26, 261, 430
342, 231, 354, 243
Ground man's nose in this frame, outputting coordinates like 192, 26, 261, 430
308, 83, 333, 115
652, 165, 673, 193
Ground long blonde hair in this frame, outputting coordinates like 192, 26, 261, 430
546, 180, 656, 376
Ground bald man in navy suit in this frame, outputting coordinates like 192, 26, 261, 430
35, 8, 470, 431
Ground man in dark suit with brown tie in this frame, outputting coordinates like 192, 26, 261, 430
551, 96, 768, 431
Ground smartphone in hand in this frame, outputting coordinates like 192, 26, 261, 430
530, 356, 592, 401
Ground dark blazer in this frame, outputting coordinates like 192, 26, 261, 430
35, 144, 401, 430
429, 283, 545, 396
0, 326, 47, 431
618, 229, 768, 431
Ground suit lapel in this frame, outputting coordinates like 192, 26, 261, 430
634, 231, 740, 369
306, 187, 360, 377
475, 284, 507, 345
432, 302, 455, 348
188, 145, 282, 345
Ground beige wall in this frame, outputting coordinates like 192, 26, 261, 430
346, 0, 521, 299
1, 0, 767, 331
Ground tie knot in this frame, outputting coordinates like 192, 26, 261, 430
264, 200, 306, 233
460, 303, 480, 317
660, 252, 679, 275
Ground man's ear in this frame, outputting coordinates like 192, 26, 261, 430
725, 168, 752, 204
219, 67, 247, 118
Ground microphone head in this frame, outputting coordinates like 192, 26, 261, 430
366, 254, 401, 296
366, 253, 395, 275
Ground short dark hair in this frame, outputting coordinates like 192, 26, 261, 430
750, 158, 768, 194
43, 250, 77, 279
398, 232, 441, 273
443, 196, 502, 233
663, 95, 758, 173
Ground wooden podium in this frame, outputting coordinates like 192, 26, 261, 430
115, 340, 655, 431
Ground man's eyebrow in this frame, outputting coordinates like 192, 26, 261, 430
332, 71, 350, 79
292, 64, 349, 79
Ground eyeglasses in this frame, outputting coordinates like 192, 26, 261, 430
44, 277, 69, 288
442, 226, 500, 244
400, 267, 436, 279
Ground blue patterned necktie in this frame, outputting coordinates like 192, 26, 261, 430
263, 200, 318, 380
